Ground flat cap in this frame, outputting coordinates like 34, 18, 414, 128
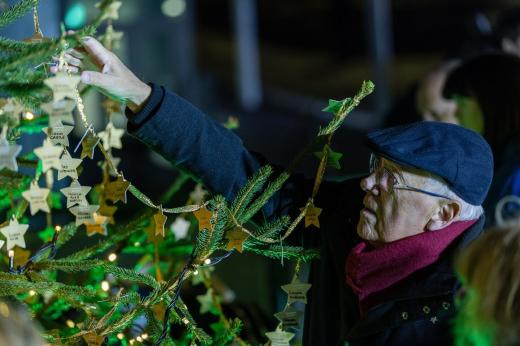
366, 121, 494, 205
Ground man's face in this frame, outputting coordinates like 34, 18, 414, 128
357, 157, 441, 245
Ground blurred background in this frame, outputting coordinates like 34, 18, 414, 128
2, 0, 520, 343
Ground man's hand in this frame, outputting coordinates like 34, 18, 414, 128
52, 37, 151, 113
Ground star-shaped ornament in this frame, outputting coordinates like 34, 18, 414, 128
99, 203, 117, 224
194, 207, 213, 231
42, 121, 73, 146
13, 246, 30, 267
196, 288, 217, 315
34, 139, 63, 172
265, 327, 295, 346
44, 71, 81, 102
69, 204, 99, 226
80, 131, 100, 159
60, 180, 91, 208
57, 150, 82, 180
153, 208, 168, 237
97, 0, 122, 21
189, 183, 207, 204
101, 98, 122, 115
0, 217, 29, 250
314, 145, 343, 170
274, 306, 302, 329
104, 175, 130, 204
40, 99, 76, 125
0, 138, 22, 171
301, 203, 322, 228
1, 98, 24, 126
170, 216, 190, 240
225, 227, 249, 253
100, 24, 124, 50
82, 332, 104, 346
281, 278, 312, 305
98, 121, 124, 150
22, 181, 50, 215
85, 213, 109, 236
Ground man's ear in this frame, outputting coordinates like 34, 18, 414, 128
426, 201, 461, 231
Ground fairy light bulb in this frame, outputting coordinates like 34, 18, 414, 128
101, 281, 110, 292
108, 253, 117, 262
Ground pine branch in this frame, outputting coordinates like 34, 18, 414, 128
244, 242, 319, 262
240, 171, 290, 223
0, 0, 38, 28
230, 165, 272, 218
251, 215, 291, 241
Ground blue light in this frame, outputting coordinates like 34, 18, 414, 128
65, 2, 87, 29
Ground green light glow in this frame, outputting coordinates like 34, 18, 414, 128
64, 2, 87, 29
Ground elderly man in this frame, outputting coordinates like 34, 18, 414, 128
66, 37, 494, 345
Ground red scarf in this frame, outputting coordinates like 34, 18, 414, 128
346, 220, 477, 315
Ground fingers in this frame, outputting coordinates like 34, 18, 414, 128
81, 36, 112, 67
49, 65, 78, 74
68, 48, 85, 59
64, 53, 82, 67
81, 71, 117, 90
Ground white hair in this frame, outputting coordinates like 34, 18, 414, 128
422, 174, 484, 221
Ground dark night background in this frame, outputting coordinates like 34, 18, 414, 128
1, 0, 517, 343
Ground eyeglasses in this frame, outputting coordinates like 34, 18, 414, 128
369, 154, 452, 200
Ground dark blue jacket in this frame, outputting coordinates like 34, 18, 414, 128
126, 84, 485, 346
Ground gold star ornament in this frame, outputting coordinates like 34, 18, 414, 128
301, 202, 322, 228
194, 207, 213, 231
281, 278, 312, 305
225, 227, 249, 253
80, 131, 100, 159
40, 99, 76, 125
104, 175, 130, 204
0, 217, 29, 250
153, 208, 168, 238
34, 139, 63, 172
98, 121, 124, 150
43, 71, 81, 102
58, 150, 82, 180
22, 181, 50, 215
265, 327, 295, 346
0, 137, 22, 171
42, 121, 74, 147
60, 180, 91, 208
69, 204, 99, 226
85, 213, 109, 237
82, 332, 104, 346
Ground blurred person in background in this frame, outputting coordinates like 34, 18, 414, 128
0, 301, 43, 346
443, 53, 520, 226
454, 225, 520, 346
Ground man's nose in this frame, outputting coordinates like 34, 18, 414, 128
360, 173, 379, 195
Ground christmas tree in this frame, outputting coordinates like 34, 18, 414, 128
0, 1, 373, 345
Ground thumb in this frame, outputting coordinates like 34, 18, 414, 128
81, 36, 111, 67
81, 71, 114, 90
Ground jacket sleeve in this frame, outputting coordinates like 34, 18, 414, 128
125, 83, 286, 219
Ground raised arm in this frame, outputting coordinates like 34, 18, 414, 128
62, 37, 265, 204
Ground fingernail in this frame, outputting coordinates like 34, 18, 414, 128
81, 72, 90, 83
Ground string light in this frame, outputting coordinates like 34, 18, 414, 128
134, 242, 141, 247
0, 302, 9, 317
193, 269, 198, 275
141, 333, 148, 340
117, 333, 124, 340
66, 320, 75, 328
29, 290, 36, 296
182, 317, 189, 325
129, 339, 135, 345
136, 336, 143, 342
101, 281, 110, 292
108, 253, 117, 262
204, 259, 211, 265
23, 111, 34, 120
55, 225, 61, 232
